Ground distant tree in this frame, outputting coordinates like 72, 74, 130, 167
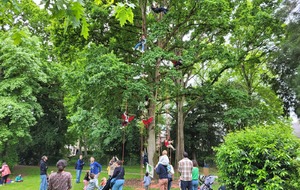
0, 29, 47, 165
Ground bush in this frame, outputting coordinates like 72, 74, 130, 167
215, 124, 300, 190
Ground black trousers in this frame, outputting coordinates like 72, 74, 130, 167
2, 174, 9, 184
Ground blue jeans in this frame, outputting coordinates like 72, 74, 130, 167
168, 179, 172, 190
192, 179, 198, 190
112, 179, 125, 190
40, 175, 47, 190
134, 42, 145, 51
76, 169, 82, 183
181, 180, 192, 190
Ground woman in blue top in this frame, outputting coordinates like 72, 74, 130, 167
90, 157, 102, 179
111, 160, 125, 190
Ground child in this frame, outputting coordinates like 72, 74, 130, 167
158, 150, 170, 166
83, 171, 90, 190
99, 177, 107, 190
133, 35, 146, 53
164, 138, 176, 151
143, 172, 151, 190
15, 174, 23, 182
86, 173, 99, 190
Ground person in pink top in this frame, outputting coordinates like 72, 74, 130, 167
0, 162, 11, 185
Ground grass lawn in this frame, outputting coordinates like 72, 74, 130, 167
3, 165, 220, 190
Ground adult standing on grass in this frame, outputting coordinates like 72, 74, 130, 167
90, 156, 102, 179
75, 154, 85, 183
191, 160, 199, 190
178, 152, 193, 190
155, 160, 168, 190
109, 156, 118, 178
39, 155, 48, 190
48, 159, 72, 190
111, 160, 125, 190
0, 162, 11, 185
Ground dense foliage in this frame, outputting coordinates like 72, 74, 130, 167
216, 124, 300, 189
0, 0, 300, 168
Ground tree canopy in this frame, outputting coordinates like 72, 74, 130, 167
0, 0, 299, 168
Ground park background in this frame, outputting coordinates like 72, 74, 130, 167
1, 0, 300, 189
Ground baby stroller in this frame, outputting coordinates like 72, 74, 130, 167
199, 175, 217, 190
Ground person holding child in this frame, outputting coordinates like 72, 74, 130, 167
155, 150, 169, 190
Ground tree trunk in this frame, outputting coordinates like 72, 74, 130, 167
139, 0, 147, 35
147, 58, 160, 165
147, 99, 156, 165
176, 91, 185, 166
83, 136, 88, 157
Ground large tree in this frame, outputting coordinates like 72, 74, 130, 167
0, 29, 47, 165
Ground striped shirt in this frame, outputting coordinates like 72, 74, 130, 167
178, 158, 193, 181
48, 171, 72, 190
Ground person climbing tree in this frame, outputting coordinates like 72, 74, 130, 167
133, 35, 146, 53
121, 112, 134, 126
164, 137, 176, 151
151, 2, 168, 14
142, 117, 153, 128
171, 59, 183, 68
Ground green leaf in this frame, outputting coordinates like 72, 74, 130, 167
114, 3, 134, 27
94, 0, 102, 5
80, 17, 89, 39
11, 30, 27, 45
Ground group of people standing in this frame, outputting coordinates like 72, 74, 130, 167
39, 155, 72, 190
38, 154, 125, 190
152, 151, 199, 190
178, 152, 199, 190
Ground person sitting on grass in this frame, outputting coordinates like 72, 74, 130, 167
15, 174, 23, 182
